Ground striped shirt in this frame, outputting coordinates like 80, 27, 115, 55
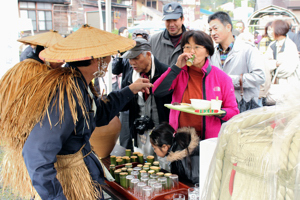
217, 40, 235, 67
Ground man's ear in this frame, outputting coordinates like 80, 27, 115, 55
226, 23, 232, 32
146, 51, 152, 57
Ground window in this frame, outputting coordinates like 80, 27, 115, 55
38, 11, 52, 30
19, 2, 52, 32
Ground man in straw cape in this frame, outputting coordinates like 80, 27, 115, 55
0, 30, 64, 199
0, 24, 152, 200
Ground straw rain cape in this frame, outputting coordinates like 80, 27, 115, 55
1, 67, 88, 147
0, 59, 49, 124
0, 67, 91, 200
0, 59, 50, 199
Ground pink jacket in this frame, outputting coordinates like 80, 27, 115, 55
153, 59, 239, 139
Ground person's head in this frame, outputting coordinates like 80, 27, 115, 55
263, 21, 273, 38
271, 20, 289, 40
235, 21, 245, 34
162, 2, 184, 36
122, 38, 152, 73
119, 27, 129, 38
132, 29, 149, 41
181, 30, 214, 67
208, 11, 233, 44
150, 123, 192, 158
286, 20, 293, 30
150, 123, 175, 157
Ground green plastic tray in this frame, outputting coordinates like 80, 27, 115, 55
164, 104, 225, 116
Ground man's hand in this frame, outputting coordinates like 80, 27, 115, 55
129, 78, 153, 94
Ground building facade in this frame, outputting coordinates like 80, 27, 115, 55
18, 0, 129, 35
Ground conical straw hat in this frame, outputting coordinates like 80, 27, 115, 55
17, 30, 63, 47
39, 24, 136, 63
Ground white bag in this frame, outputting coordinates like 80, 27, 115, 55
266, 70, 284, 106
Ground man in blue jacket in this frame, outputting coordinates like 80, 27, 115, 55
1, 25, 152, 200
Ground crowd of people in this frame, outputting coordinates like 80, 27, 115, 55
0, 1, 300, 199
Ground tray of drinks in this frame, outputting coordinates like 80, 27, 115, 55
106, 153, 190, 199
104, 180, 189, 200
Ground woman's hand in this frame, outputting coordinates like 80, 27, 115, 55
129, 78, 153, 94
175, 53, 194, 68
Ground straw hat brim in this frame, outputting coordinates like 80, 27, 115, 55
39, 25, 136, 63
17, 30, 63, 48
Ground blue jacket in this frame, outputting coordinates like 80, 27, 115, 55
22, 67, 134, 199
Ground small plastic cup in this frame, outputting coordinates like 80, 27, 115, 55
130, 178, 140, 195
133, 167, 142, 171
157, 177, 167, 191
140, 171, 148, 178
141, 176, 149, 185
173, 193, 185, 200
169, 174, 179, 189
142, 186, 153, 200
150, 174, 159, 180
152, 182, 162, 196
131, 170, 139, 179
211, 99, 222, 111
194, 183, 199, 194
148, 179, 157, 187
188, 187, 198, 200
126, 175, 134, 191
137, 182, 147, 197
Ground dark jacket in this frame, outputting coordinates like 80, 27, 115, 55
167, 127, 199, 184
20, 45, 34, 61
122, 56, 172, 146
22, 66, 135, 199
112, 57, 131, 89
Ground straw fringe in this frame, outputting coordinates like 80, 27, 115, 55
0, 59, 49, 200
0, 67, 89, 148
54, 147, 102, 200
0, 59, 49, 119
0, 66, 94, 200
0, 146, 41, 200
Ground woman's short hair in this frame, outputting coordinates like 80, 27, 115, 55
272, 20, 289, 38
263, 21, 273, 37
181, 30, 214, 56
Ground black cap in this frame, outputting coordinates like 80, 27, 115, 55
132, 29, 149, 41
121, 38, 151, 59
162, 2, 183, 21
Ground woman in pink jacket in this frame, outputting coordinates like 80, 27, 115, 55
153, 30, 239, 139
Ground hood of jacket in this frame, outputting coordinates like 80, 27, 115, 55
166, 127, 199, 162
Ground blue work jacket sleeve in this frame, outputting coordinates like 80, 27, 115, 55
22, 93, 76, 200
95, 86, 134, 127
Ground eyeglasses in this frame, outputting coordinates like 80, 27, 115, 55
183, 45, 205, 51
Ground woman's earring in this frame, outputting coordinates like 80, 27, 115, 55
45, 61, 50, 67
